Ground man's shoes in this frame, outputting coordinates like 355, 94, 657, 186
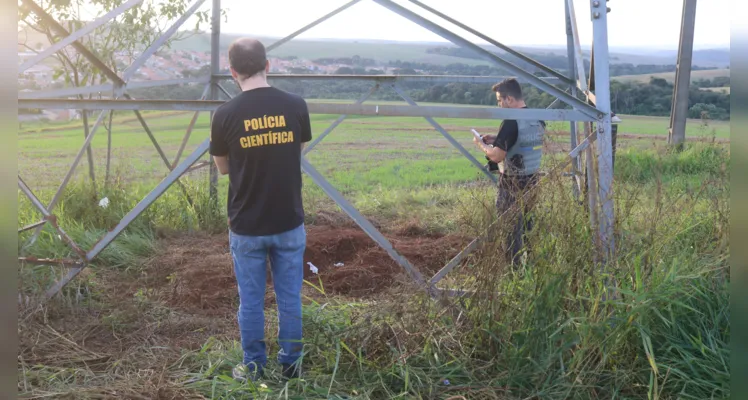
281, 362, 300, 379
232, 363, 264, 382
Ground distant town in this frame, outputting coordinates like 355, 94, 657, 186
18, 49, 399, 89
18, 49, 404, 122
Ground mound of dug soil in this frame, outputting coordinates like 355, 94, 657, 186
145, 225, 468, 314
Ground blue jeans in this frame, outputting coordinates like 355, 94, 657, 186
229, 223, 306, 368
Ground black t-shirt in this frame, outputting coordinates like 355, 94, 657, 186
209, 86, 312, 236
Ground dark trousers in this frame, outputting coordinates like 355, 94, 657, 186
495, 173, 539, 266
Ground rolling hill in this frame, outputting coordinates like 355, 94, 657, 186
612, 68, 730, 84
17, 24, 730, 69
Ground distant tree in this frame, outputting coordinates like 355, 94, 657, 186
689, 103, 727, 120
18, 0, 223, 90
650, 77, 670, 88
18, 0, 225, 191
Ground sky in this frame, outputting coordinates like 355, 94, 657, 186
211, 0, 730, 50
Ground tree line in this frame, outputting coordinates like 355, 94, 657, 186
133, 62, 730, 121
422, 47, 717, 77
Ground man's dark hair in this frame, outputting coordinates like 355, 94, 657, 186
228, 38, 267, 78
492, 78, 523, 100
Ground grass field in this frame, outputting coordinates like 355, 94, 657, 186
702, 86, 731, 94
17, 108, 730, 399
18, 106, 729, 191
612, 68, 731, 84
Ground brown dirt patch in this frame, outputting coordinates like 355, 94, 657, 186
143, 224, 469, 315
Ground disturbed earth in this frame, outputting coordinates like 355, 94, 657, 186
144, 224, 470, 315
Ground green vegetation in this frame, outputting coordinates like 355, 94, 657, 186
131, 61, 732, 122
18, 110, 730, 399
612, 68, 731, 84
18, 110, 729, 190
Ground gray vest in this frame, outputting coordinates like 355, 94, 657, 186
500, 119, 545, 176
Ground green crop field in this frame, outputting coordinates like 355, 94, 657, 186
18, 107, 730, 399
702, 86, 731, 94
612, 68, 731, 84
18, 107, 729, 191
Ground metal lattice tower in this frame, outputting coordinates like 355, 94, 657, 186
18, 0, 617, 300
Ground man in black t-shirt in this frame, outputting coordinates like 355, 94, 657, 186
209, 38, 311, 382
472, 78, 546, 267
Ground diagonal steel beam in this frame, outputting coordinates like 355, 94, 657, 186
566, 0, 589, 93
120, 4, 210, 200
24, 110, 109, 248
208, 0, 221, 202
216, 83, 233, 99
301, 157, 427, 287
430, 126, 602, 287
22, 0, 124, 85
303, 85, 378, 155
18, 176, 87, 260
173, 83, 212, 168
81, 110, 97, 195
391, 83, 497, 183
565, 0, 583, 199
87, 139, 211, 261
22, 0, 200, 107
266, 0, 363, 52
371, 0, 602, 119
22, 0, 198, 189
18, 220, 47, 233
18, 0, 145, 73
430, 236, 482, 285
590, 0, 616, 264
405, 0, 572, 85
565, 0, 597, 107
121, 0, 207, 82
45, 139, 210, 299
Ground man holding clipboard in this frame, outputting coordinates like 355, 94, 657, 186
472, 78, 546, 268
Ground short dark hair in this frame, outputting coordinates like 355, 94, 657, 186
228, 38, 267, 78
492, 78, 523, 100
